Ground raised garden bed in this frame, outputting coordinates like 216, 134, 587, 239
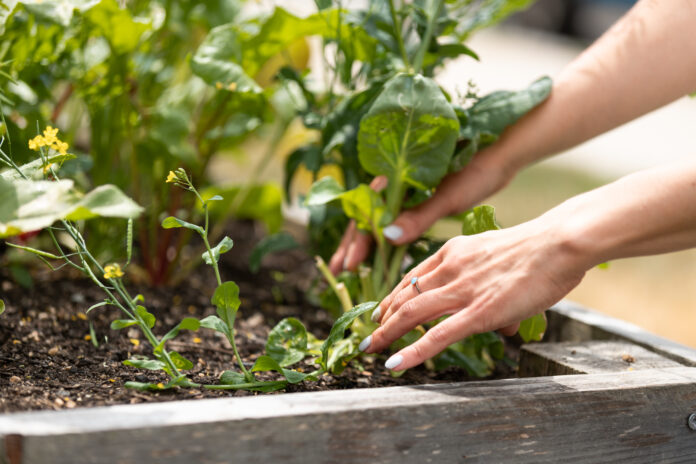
2, 300, 695, 463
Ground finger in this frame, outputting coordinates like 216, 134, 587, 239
360, 285, 460, 354
372, 251, 444, 323
383, 311, 479, 371
369, 175, 388, 192
498, 323, 519, 337
343, 230, 372, 272
378, 267, 451, 325
328, 221, 357, 275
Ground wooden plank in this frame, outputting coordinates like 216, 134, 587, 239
2, 367, 696, 463
548, 301, 696, 366
519, 340, 684, 377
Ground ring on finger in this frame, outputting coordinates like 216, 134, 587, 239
410, 276, 422, 294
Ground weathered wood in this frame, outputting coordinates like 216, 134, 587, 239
1, 367, 696, 463
519, 340, 684, 377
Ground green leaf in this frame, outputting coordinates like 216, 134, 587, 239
460, 205, 500, 235
1, 153, 77, 181
169, 351, 194, 370
212, 281, 241, 328
456, 0, 535, 38
358, 73, 459, 190
123, 357, 166, 371
339, 184, 390, 233
0, 299, 5, 315
86, 300, 112, 314
452, 77, 551, 171
202, 236, 234, 265
219, 370, 247, 385
83, 0, 150, 54
125, 218, 133, 266
304, 176, 345, 206
249, 232, 299, 273
266, 317, 308, 367
0, 178, 142, 238
135, 305, 155, 329
5, 243, 62, 260
158, 317, 200, 350
320, 301, 377, 371
110, 319, 137, 330
190, 23, 262, 93
200, 315, 228, 335
161, 216, 204, 234
518, 313, 547, 343
251, 355, 315, 384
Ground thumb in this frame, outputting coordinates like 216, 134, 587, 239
382, 198, 449, 245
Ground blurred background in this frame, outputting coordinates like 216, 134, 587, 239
216, 0, 696, 347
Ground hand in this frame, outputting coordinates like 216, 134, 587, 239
328, 152, 514, 275
359, 220, 588, 370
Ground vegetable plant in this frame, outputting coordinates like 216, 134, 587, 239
280, 0, 551, 376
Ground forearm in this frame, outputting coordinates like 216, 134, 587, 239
542, 161, 696, 269
487, 0, 696, 173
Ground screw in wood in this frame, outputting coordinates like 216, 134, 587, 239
688, 413, 696, 431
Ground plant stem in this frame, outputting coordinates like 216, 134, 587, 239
204, 380, 287, 391
388, 0, 411, 70
412, 0, 444, 74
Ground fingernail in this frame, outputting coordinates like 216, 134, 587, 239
383, 225, 403, 241
358, 335, 372, 352
385, 353, 404, 370
370, 306, 382, 322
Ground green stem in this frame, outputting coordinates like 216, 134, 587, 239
204, 380, 287, 391
388, 0, 411, 70
412, 0, 444, 74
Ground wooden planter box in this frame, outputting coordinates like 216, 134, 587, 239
1, 300, 695, 463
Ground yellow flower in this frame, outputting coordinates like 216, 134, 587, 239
103, 263, 124, 279
156, 382, 165, 389
130, 338, 140, 347
27, 126, 70, 155
227, 82, 237, 91
215, 82, 223, 90
166, 171, 177, 183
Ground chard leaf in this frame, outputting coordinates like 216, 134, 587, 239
249, 232, 299, 273
212, 281, 241, 329
460, 205, 500, 235
304, 176, 345, 206
202, 236, 234, 265
0, 178, 142, 238
451, 77, 551, 171
320, 301, 377, 371
339, 184, 390, 233
266, 317, 308, 367
358, 73, 459, 190
518, 313, 547, 342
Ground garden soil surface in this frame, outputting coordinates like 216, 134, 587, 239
0, 221, 518, 413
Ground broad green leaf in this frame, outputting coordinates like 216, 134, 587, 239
0, 178, 142, 238
320, 301, 377, 371
123, 357, 166, 371
452, 77, 551, 171
110, 319, 137, 330
200, 315, 228, 335
83, 0, 150, 54
455, 0, 535, 39
3, 0, 102, 27
161, 216, 204, 234
0, 299, 5, 315
202, 236, 234, 265
266, 318, 308, 367
251, 355, 316, 384
460, 205, 500, 235
169, 351, 194, 370
200, 183, 283, 233
437, 345, 491, 377
518, 313, 547, 343
1, 153, 76, 180
358, 74, 459, 190
304, 176, 345, 206
434, 332, 503, 377
339, 184, 390, 233
157, 317, 200, 351
190, 23, 261, 93
212, 281, 241, 328
249, 232, 299, 273
219, 370, 247, 385
135, 305, 155, 329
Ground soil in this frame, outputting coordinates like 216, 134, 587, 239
0, 221, 518, 413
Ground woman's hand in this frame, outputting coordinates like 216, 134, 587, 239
359, 220, 588, 371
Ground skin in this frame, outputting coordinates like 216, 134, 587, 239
334, 0, 696, 369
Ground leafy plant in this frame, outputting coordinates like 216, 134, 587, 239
283, 0, 549, 376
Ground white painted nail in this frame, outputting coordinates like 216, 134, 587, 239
385, 353, 404, 370
370, 306, 382, 322
382, 225, 403, 241
358, 335, 372, 352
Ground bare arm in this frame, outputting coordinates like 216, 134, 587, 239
362, 160, 696, 370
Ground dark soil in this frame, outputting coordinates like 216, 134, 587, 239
0, 221, 518, 413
